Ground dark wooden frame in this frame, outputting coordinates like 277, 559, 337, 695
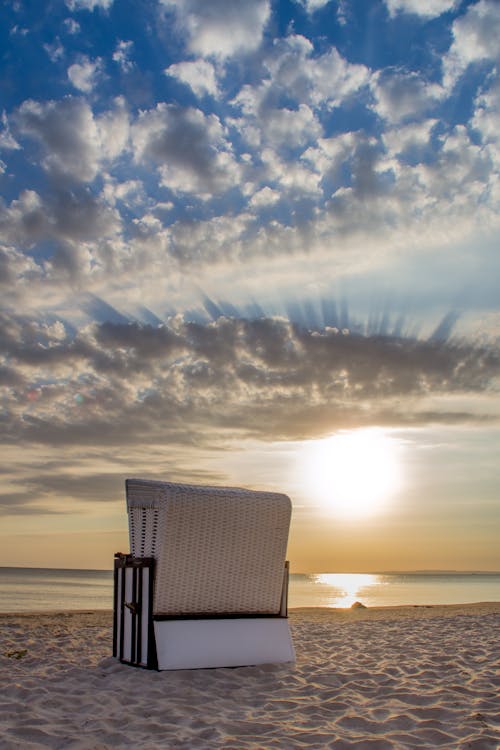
113, 553, 157, 669
113, 552, 290, 670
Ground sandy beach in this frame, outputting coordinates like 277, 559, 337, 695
1, 604, 499, 749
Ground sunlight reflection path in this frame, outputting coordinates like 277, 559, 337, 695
314, 573, 383, 607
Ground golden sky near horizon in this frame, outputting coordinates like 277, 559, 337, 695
2, 425, 499, 572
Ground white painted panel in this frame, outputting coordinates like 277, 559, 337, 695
154, 618, 295, 670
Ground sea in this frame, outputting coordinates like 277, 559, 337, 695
1, 568, 499, 613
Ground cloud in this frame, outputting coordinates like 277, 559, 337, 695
67, 56, 102, 93
1, 312, 499, 458
3, 7, 499, 324
249, 186, 281, 208
6, 81, 498, 304
63, 18, 81, 34
49, 189, 121, 245
371, 69, 444, 124
303, 130, 389, 200
412, 125, 493, 209
259, 147, 321, 197
0, 245, 42, 287
295, 0, 331, 13
470, 76, 500, 210
9, 25, 29, 37
0, 464, 128, 516
167, 212, 252, 264
0, 190, 50, 247
112, 40, 134, 72
229, 34, 368, 164
472, 77, 500, 182
15, 98, 101, 181
442, 0, 500, 88
233, 35, 368, 132
268, 104, 321, 149
165, 59, 219, 98
0, 491, 61, 517
65, 0, 113, 10
0, 111, 20, 150
96, 97, 130, 160
44, 39, 65, 63
0, 188, 121, 280
382, 119, 437, 157
14, 471, 123, 504
102, 178, 145, 208
132, 103, 241, 197
265, 35, 368, 109
384, 0, 456, 18
160, 0, 271, 59
14, 97, 129, 182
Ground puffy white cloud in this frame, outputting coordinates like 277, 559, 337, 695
51, 190, 122, 245
382, 119, 437, 156
231, 35, 367, 153
4, 8, 499, 323
9, 25, 29, 37
262, 35, 368, 110
249, 186, 281, 209
385, 0, 456, 18
414, 125, 494, 205
0, 111, 20, 150
132, 103, 241, 198
16, 98, 101, 181
63, 18, 81, 34
302, 130, 388, 199
303, 131, 356, 173
15, 97, 129, 182
266, 105, 321, 148
472, 78, 500, 175
160, 0, 270, 59
0, 245, 44, 287
165, 59, 219, 98
102, 178, 145, 208
296, 115, 500, 259
44, 39, 65, 62
96, 98, 130, 160
167, 212, 253, 263
443, 0, 500, 88
65, 0, 113, 10
261, 148, 321, 196
112, 40, 134, 72
371, 69, 444, 123
67, 56, 102, 93
0, 190, 50, 247
296, 0, 331, 13
0, 187, 121, 253
235, 99, 321, 151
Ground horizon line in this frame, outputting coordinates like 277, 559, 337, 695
1, 566, 500, 575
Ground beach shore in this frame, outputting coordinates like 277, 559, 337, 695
1, 603, 499, 749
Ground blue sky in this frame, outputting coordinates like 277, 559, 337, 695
1, 0, 500, 571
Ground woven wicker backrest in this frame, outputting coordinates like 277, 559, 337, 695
126, 479, 292, 616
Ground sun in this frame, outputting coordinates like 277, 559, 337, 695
301, 428, 401, 520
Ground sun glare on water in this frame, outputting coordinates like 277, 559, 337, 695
302, 428, 401, 520
316, 573, 380, 607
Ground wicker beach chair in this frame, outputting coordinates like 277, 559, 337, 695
113, 479, 295, 670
